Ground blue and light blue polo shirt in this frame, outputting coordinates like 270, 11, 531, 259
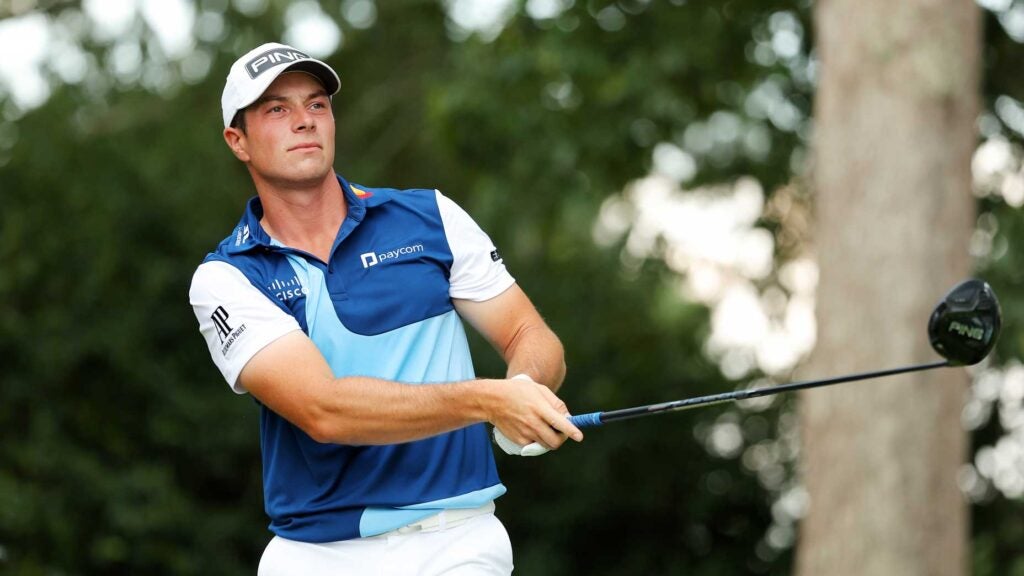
189, 174, 514, 543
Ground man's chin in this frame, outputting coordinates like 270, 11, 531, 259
258, 166, 335, 189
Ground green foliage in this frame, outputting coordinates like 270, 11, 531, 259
8, 0, 1022, 574
969, 10, 1024, 576
0, 0, 803, 572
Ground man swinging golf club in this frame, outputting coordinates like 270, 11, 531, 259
189, 42, 583, 575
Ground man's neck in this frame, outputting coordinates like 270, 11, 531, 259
254, 172, 347, 263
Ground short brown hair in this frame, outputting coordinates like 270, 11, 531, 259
230, 109, 248, 134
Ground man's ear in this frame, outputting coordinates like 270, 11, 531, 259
223, 126, 251, 162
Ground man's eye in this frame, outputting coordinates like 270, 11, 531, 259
311, 102, 326, 110
269, 106, 284, 113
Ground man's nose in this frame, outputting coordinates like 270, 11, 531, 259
294, 108, 316, 131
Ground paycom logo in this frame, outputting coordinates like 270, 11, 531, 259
360, 244, 425, 268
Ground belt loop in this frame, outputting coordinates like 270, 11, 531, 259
437, 510, 447, 531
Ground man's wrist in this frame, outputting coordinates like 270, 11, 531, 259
457, 378, 499, 424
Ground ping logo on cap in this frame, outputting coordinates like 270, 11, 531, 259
245, 48, 311, 79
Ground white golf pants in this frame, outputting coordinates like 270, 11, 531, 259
258, 511, 514, 576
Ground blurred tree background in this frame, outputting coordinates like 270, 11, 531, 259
1, 0, 1024, 574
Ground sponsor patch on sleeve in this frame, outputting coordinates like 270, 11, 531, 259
211, 305, 249, 357
490, 249, 501, 262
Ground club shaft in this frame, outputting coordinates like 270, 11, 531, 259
569, 360, 951, 428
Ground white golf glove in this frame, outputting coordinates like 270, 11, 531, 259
493, 427, 551, 457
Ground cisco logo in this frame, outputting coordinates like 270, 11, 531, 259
360, 244, 425, 269
267, 275, 307, 302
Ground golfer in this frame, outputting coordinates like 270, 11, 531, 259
189, 42, 583, 574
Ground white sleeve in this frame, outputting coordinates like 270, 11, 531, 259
436, 189, 516, 301
189, 260, 301, 393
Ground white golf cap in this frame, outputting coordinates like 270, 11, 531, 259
221, 42, 341, 128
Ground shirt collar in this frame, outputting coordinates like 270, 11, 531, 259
224, 173, 389, 254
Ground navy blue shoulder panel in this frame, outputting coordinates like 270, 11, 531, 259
204, 245, 310, 334
327, 186, 456, 336
199, 184, 456, 338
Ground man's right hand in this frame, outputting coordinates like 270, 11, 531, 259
485, 376, 583, 454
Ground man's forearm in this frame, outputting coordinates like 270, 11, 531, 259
240, 326, 578, 449
504, 324, 567, 392
305, 376, 497, 445
307, 374, 576, 449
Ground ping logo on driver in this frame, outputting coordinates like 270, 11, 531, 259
947, 320, 984, 341
245, 48, 311, 79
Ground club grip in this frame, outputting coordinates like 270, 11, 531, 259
569, 412, 603, 428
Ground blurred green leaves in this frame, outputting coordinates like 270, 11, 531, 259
2, 1, 1023, 575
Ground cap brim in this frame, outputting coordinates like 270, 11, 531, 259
279, 60, 341, 96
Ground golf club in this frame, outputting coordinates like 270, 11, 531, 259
566, 278, 1001, 429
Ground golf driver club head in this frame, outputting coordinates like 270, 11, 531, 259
928, 279, 1001, 366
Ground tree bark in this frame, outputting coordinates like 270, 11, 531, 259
796, 1, 980, 575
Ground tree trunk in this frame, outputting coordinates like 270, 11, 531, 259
796, 1, 980, 575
